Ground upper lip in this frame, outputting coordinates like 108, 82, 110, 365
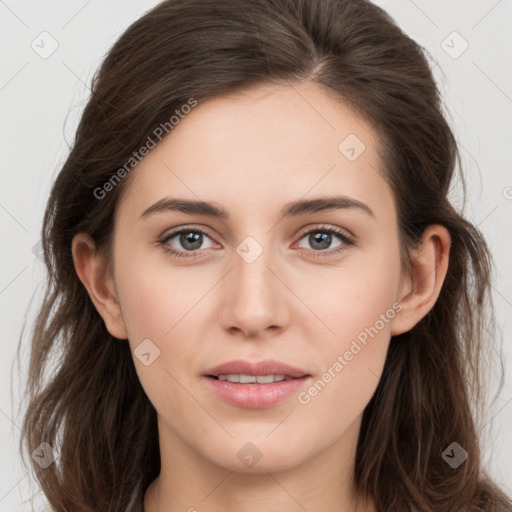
204, 359, 310, 378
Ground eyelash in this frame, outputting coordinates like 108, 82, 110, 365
157, 224, 355, 260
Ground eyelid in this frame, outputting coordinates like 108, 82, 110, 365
159, 223, 354, 242
295, 223, 354, 241
291, 224, 355, 258
158, 224, 218, 247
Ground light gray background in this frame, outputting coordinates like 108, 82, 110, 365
1, 0, 511, 510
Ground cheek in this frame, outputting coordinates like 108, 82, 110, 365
300, 248, 400, 403
114, 262, 202, 407
306, 250, 401, 341
297, 292, 395, 436
114, 258, 212, 390
115, 253, 202, 341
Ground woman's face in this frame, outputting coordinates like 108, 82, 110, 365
103, 82, 407, 474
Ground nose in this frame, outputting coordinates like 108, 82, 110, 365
218, 237, 290, 338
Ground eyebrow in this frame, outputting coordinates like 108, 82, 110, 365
140, 195, 375, 220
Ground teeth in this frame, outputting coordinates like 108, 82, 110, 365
217, 374, 288, 383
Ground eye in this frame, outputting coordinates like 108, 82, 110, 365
294, 226, 354, 258
157, 226, 217, 258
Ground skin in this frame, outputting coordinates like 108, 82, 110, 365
72, 81, 451, 512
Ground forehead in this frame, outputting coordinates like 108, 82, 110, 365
116, 81, 391, 224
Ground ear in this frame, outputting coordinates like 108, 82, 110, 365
390, 224, 451, 336
71, 232, 128, 340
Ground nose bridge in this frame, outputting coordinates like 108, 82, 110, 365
234, 232, 278, 303
220, 230, 288, 335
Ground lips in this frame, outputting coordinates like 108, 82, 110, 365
204, 359, 310, 379
202, 359, 313, 409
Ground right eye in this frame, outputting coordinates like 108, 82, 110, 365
158, 227, 218, 258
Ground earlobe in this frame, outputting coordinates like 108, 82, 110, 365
390, 224, 451, 336
71, 233, 128, 340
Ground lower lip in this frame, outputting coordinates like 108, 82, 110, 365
203, 375, 311, 409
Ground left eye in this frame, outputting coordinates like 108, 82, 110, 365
296, 229, 347, 251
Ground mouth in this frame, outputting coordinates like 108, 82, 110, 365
206, 374, 301, 383
202, 364, 312, 409
203, 359, 311, 381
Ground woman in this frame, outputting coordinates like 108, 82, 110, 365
18, 0, 512, 510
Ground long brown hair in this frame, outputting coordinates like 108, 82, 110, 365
17, 0, 512, 510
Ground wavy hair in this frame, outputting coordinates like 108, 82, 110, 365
16, 0, 512, 510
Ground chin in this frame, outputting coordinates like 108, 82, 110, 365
203, 440, 305, 474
